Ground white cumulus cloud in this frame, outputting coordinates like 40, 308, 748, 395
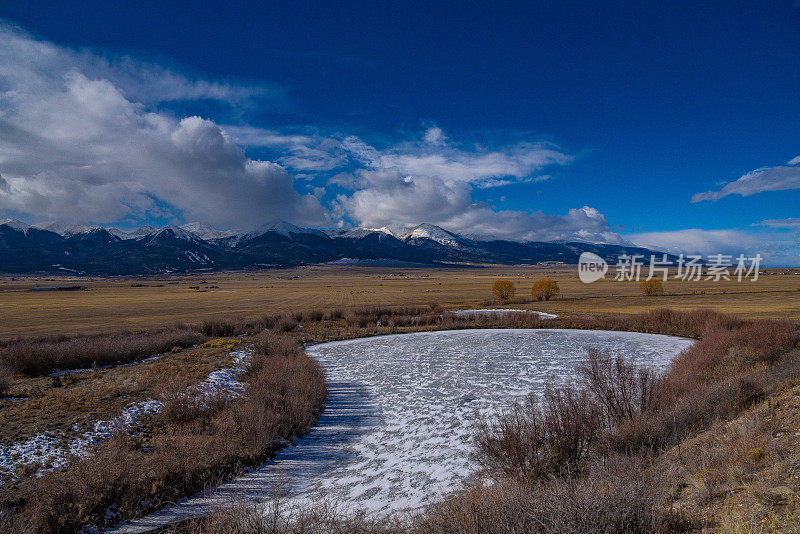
0, 23, 327, 229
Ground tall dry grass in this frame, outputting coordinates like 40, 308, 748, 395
0, 326, 206, 376
0, 364, 11, 397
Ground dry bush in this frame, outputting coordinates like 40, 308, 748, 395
664, 319, 796, 398
175, 498, 402, 534
177, 456, 682, 534
474, 387, 599, 481
272, 315, 299, 333
0, 365, 11, 397
437, 311, 543, 331
531, 278, 560, 301
620, 308, 743, 339
199, 319, 241, 337
491, 279, 515, 301
250, 330, 303, 372
419, 455, 679, 534
158, 384, 231, 429
0, 326, 206, 376
302, 309, 325, 322
639, 278, 664, 296
342, 305, 433, 328
577, 349, 661, 425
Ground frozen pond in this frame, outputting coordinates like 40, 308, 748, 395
112, 329, 693, 532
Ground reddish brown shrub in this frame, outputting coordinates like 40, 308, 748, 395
199, 319, 240, 337
577, 349, 661, 425
0, 365, 11, 397
271, 315, 299, 333
420, 455, 675, 534
474, 387, 599, 481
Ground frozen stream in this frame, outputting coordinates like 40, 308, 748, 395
111, 329, 693, 532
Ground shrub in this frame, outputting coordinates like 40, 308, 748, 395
199, 319, 239, 337
0, 365, 11, 397
491, 279, 515, 301
420, 455, 675, 534
302, 309, 325, 322
639, 278, 664, 296
251, 330, 302, 360
272, 315, 299, 333
531, 279, 560, 301
576, 349, 661, 425
474, 387, 599, 481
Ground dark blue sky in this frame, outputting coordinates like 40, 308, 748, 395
1, 1, 799, 261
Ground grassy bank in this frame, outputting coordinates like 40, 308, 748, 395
0, 332, 326, 533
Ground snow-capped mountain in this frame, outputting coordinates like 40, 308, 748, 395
179, 222, 239, 242
246, 221, 327, 239
33, 222, 101, 236
0, 218, 670, 274
107, 226, 157, 240
332, 227, 396, 239
400, 223, 467, 247
0, 218, 31, 233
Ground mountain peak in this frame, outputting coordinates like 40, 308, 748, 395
248, 221, 326, 239
179, 222, 238, 241
33, 221, 102, 237
0, 218, 31, 232
401, 223, 461, 246
363, 226, 395, 237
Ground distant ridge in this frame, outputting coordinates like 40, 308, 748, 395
0, 219, 668, 274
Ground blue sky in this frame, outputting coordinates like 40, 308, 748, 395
1, 1, 799, 263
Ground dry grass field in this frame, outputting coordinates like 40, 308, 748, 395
1, 265, 799, 339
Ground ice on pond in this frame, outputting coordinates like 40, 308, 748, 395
111, 329, 693, 532
299, 329, 692, 514
452, 308, 557, 319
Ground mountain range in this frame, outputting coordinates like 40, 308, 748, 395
0, 218, 666, 275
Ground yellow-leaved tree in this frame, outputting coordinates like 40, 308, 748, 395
640, 278, 664, 296
492, 279, 516, 301
532, 279, 560, 301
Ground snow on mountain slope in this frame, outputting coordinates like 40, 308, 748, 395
246, 221, 327, 239
400, 223, 462, 246
143, 226, 210, 245
33, 222, 101, 236
107, 226, 157, 240
179, 222, 239, 241
335, 227, 397, 239
0, 218, 32, 233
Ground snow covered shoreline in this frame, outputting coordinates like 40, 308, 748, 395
0, 350, 251, 482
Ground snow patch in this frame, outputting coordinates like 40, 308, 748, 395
452, 309, 557, 319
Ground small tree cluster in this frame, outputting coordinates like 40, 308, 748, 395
532, 279, 560, 301
639, 278, 664, 296
492, 279, 516, 301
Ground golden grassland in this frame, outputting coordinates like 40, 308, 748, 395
2, 265, 799, 339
